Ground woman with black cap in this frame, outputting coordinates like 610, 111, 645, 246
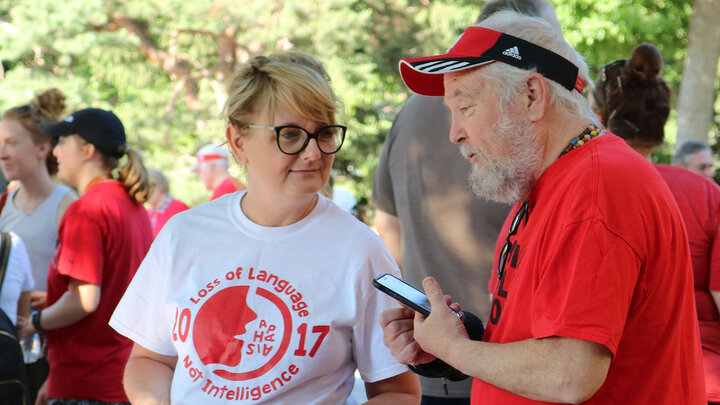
19, 108, 153, 405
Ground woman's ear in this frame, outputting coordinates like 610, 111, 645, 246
80, 139, 98, 163
227, 124, 249, 165
36, 141, 51, 160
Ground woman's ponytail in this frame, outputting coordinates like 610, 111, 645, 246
116, 147, 152, 204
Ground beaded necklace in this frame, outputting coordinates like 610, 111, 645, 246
558, 124, 605, 158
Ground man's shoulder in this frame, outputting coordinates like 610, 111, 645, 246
536, 134, 677, 223
544, 134, 655, 188
575, 134, 664, 186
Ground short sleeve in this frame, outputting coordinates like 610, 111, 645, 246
371, 118, 399, 216
57, 213, 105, 285
352, 241, 407, 382
530, 220, 641, 355
110, 244, 176, 356
707, 204, 720, 292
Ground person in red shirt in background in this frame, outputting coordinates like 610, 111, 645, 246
146, 167, 189, 238
593, 43, 720, 404
18, 108, 153, 405
674, 141, 716, 179
192, 142, 245, 200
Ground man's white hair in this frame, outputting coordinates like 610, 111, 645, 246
474, 11, 598, 124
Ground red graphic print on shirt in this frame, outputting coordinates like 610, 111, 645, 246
193, 286, 259, 369
171, 266, 331, 401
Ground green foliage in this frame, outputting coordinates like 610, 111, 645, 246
0, 0, 709, 207
558, 0, 692, 97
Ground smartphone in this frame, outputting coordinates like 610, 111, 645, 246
373, 273, 433, 316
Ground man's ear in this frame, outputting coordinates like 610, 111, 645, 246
594, 109, 606, 126
524, 73, 548, 122
226, 124, 248, 165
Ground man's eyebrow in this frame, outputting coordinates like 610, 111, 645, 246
446, 89, 463, 100
444, 89, 465, 108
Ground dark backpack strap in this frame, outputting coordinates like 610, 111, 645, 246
0, 191, 8, 217
0, 231, 12, 294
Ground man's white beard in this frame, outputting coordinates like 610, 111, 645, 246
463, 114, 543, 204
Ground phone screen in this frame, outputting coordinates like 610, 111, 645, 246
373, 273, 432, 316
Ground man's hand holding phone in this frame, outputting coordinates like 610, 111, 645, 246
377, 275, 469, 363
377, 274, 484, 382
412, 277, 470, 362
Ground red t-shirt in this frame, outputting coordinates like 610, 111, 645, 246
477, 135, 705, 404
46, 180, 152, 402
147, 196, 190, 238
654, 163, 720, 401
210, 177, 243, 201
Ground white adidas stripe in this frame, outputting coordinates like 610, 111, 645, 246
429, 61, 471, 73
414, 60, 472, 73
414, 59, 460, 71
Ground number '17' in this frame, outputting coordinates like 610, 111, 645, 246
294, 323, 329, 357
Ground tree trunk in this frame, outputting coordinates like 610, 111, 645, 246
676, 0, 720, 145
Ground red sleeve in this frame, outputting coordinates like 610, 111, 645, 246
530, 219, 641, 355
56, 213, 105, 286
709, 203, 720, 292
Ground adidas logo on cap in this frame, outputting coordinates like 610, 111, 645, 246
502, 46, 522, 60
399, 27, 583, 96
64, 115, 74, 123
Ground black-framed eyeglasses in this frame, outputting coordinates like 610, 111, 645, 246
497, 201, 529, 279
247, 124, 346, 155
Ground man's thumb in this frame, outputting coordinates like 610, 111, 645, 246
422, 277, 445, 307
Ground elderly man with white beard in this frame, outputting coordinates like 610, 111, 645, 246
379, 11, 706, 405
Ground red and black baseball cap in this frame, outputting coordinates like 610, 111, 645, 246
39, 108, 126, 159
399, 27, 584, 96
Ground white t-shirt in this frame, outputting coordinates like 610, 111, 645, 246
110, 191, 407, 404
0, 232, 34, 325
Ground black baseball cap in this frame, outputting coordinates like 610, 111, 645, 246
39, 108, 126, 158
399, 27, 584, 96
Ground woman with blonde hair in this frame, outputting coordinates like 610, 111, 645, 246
111, 52, 420, 404
19, 108, 153, 405
0, 88, 77, 402
0, 89, 76, 301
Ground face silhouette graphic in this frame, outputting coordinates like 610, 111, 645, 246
193, 285, 258, 367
